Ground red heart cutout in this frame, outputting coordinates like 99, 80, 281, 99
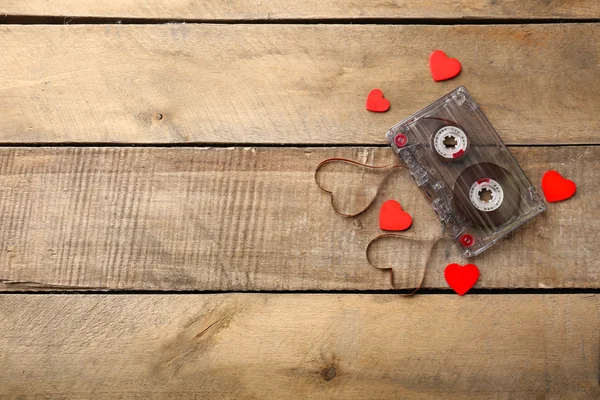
444, 263, 479, 296
379, 200, 412, 231
542, 170, 576, 203
366, 89, 390, 112
429, 50, 461, 82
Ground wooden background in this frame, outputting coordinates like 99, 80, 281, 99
0, 2, 599, 398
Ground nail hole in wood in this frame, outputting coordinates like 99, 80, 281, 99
320, 365, 338, 382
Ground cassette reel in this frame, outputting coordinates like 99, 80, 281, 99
387, 87, 546, 257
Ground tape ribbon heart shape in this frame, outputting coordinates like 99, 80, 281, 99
315, 158, 427, 295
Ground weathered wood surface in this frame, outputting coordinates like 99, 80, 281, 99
1, 294, 598, 399
2, 0, 599, 20
0, 146, 596, 291
1, 24, 599, 145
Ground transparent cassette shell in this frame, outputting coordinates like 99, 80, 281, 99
387, 86, 546, 257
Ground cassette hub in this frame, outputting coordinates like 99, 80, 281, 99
469, 178, 503, 212
433, 125, 468, 160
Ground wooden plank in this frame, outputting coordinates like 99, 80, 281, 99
1, 294, 599, 399
2, 0, 600, 20
1, 24, 599, 145
0, 146, 596, 291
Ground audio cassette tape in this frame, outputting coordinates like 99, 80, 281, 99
386, 86, 546, 257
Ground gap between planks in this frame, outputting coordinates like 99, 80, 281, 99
2, 0, 600, 20
3, 289, 600, 295
3, 16, 600, 25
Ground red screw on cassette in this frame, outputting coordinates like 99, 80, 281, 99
459, 234, 474, 247
394, 133, 408, 148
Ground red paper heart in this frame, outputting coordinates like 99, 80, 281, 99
379, 200, 412, 231
429, 50, 461, 82
541, 170, 576, 203
444, 263, 479, 296
366, 89, 390, 112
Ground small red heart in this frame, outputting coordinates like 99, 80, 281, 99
541, 170, 576, 203
366, 89, 390, 113
429, 50, 461, 82
444, 263, 479, 296
379, 200, 412, 231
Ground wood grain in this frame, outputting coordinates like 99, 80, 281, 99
1, 24, 599, 144
1, 294, 599, 399
2, 0, 600, 20
0, 146, 596, 291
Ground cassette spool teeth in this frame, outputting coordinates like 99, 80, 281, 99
452, 163, 521, 228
